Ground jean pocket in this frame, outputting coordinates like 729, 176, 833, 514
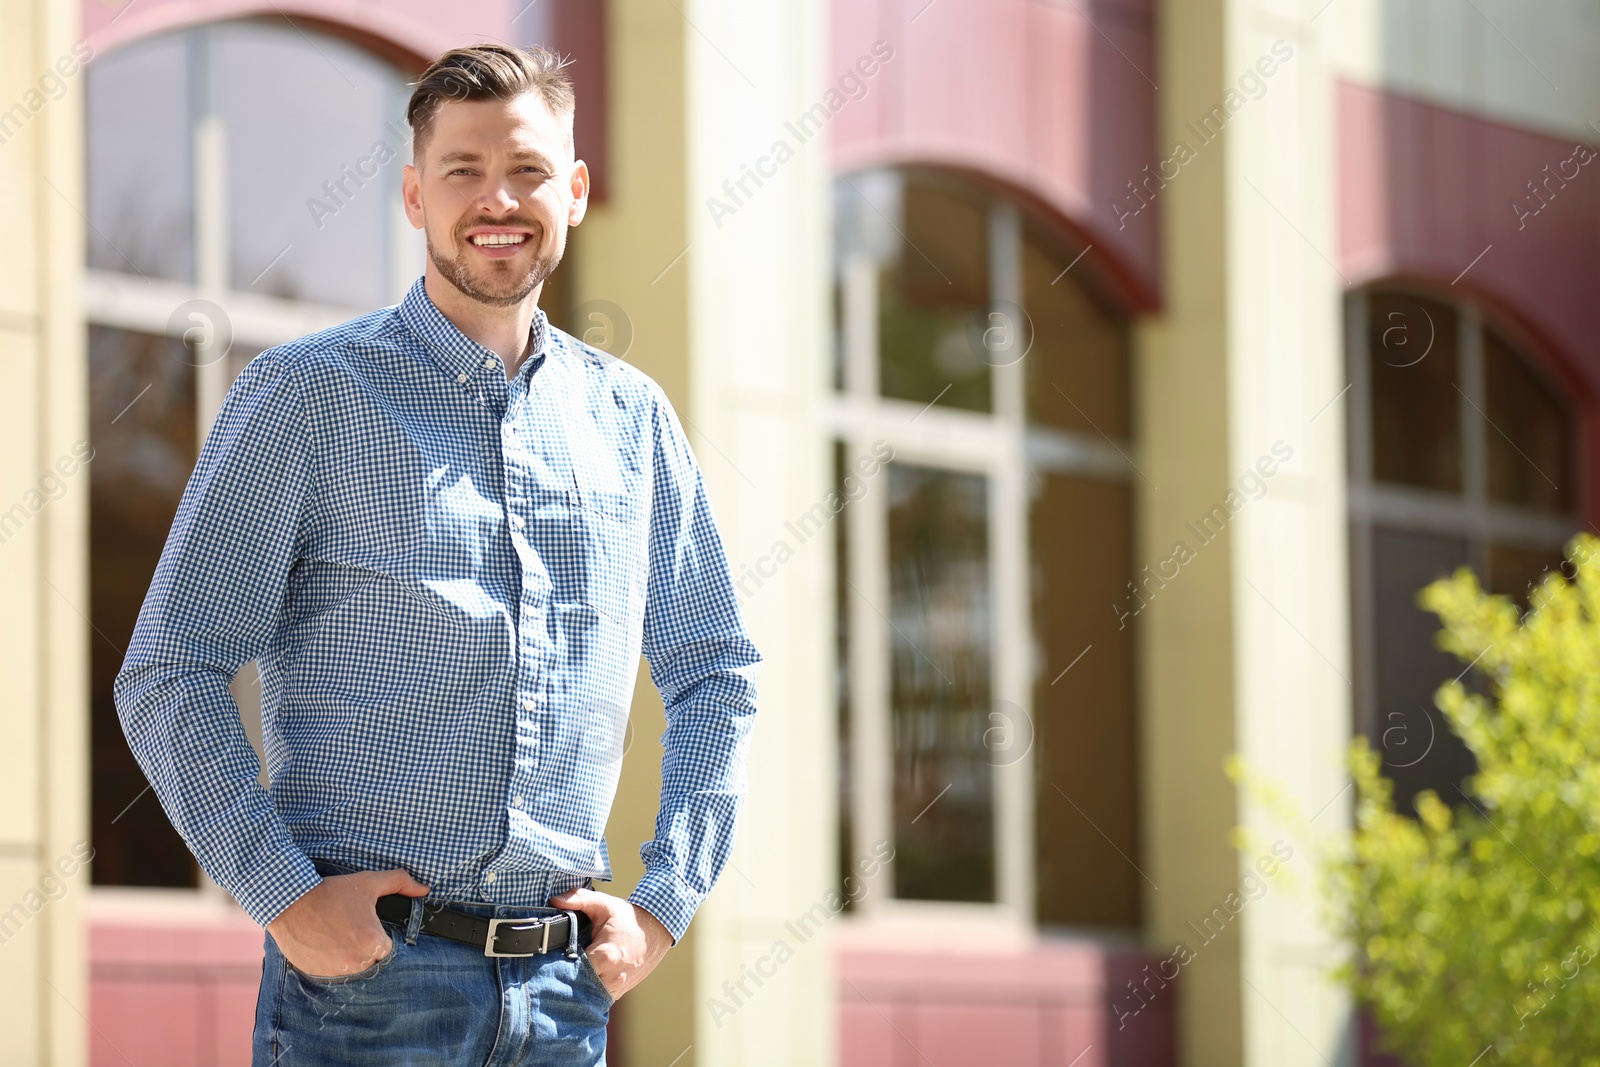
577, 945, 617, 1008
288, 924, 402, 987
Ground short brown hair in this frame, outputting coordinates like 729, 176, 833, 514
407, 44, 575, 159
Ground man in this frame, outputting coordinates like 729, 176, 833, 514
115, 43, 760, 1065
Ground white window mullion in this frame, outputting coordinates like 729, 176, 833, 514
988, 201, 1032, 920
847, 429, 893, 916
989, 202, 1023, 426
85, 271, 362, 350
192, 26, 232, 437
990, 445, 1032, 920
1346, 292, 1379, 745
841, 236, 892, 914
842, 251, 876, 401
1458, 300, 1491, 578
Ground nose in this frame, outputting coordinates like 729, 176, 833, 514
474, 180, 518, 216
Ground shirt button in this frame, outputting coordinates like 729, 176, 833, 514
484, 871, 497, 884
512, 794, 524, 807
484, 357, 496, 369
522, 698, 535, 711
509, 515, 525, 529
455, 372, 468, 384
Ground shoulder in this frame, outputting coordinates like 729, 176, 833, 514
229, 305, 423, 400
549, 324, 673, 414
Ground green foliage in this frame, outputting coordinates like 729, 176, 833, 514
1331, 534, 1600, 1065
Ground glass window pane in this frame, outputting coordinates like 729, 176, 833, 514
1484, 329, 1574, 513
877, 176, 991, 413
1370, 528, 1475, 817
86, 32, 194, 282
214, 20, 407, 309
1368, 292, 1461, 493
1023, 225, 1130, 437
1031, 474, 1139, 929
1489, 542, 1569, 610
888, 463, 994, 901
89, 326, 199, 886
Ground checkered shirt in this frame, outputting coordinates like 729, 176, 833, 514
114, 277, 762, 942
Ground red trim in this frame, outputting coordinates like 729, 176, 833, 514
83, 1, 454, 70
829, 0, 1161, 312
1338, 79, 1600, 527
552, 0, 608, 203
81, 0, 612, 202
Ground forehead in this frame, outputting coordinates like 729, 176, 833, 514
424, 91, 571, 160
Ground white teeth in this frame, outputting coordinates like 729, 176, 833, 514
471, 233, 528, 246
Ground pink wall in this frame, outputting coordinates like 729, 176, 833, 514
839, 942, 1176, 1066
1338, 80, 1600, 522
82, 0, 502, 68
830, 0, 1161, 311
90, 909, 263, 1067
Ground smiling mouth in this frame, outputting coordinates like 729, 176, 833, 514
468, 233, 531, 248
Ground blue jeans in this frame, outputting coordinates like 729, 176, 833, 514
252, 864, 613, 1066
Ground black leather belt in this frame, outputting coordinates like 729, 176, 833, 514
375, 894, 592, 957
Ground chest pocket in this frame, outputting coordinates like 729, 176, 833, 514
519, 407, 646, 625
567, 463, 646, 624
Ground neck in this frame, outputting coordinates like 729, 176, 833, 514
422, 266, 544, 380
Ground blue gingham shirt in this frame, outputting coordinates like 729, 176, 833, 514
115, 277, 761, 941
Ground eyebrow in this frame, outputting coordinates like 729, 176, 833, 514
435, 149, 556, 170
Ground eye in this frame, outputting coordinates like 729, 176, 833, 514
448, 168, 475, 177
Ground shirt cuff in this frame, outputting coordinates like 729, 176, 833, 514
627, 866, 702, 944
228, 846, 324, 928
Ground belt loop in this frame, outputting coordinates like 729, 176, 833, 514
563, 909, 580, 959
405, 896, 425, 945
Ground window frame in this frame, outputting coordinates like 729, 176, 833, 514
86, 19, 420, 897
1346, 285, 1582, 758
831, 169, 1137, 933
85, 19, 420, 446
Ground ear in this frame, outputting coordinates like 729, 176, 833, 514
567, 159, 590, 227
401, 163, 426, 230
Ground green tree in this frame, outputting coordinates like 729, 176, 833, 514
1331, 533, 1600, 1066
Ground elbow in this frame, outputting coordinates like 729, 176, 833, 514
111, 657, 161, 743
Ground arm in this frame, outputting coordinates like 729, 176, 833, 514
553, 387, 760, 998
625, 389, 762, 944
114, 351, 323, 927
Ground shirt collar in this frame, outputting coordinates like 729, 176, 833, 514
397, 276, 551, 384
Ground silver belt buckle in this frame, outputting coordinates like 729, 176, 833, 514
484, 916, 551, 957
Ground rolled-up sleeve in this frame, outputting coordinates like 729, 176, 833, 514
113, 351, 322, 927
628, 389, 762, 943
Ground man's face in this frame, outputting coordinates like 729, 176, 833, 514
402, 92, 588, 308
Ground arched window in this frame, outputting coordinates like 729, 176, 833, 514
1347, 288, 1581, 817
832, 167, 1141, 930
85, 18, 425, 888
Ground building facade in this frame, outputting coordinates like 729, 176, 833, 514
0, 0, 1596, 1063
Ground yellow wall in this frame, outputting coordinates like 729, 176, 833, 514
573, 0, 697, 1062
0, 0, 89, 1062
579, 3, 834, 1063
683, 1, 834, 1062
1140, 1, 1354, 1064
1137, 0, 1244, 1061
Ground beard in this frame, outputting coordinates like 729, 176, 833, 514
428, 223, 563, 308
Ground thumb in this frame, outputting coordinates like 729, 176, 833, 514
549, 886, 606, 920
366, 867, 431, 898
